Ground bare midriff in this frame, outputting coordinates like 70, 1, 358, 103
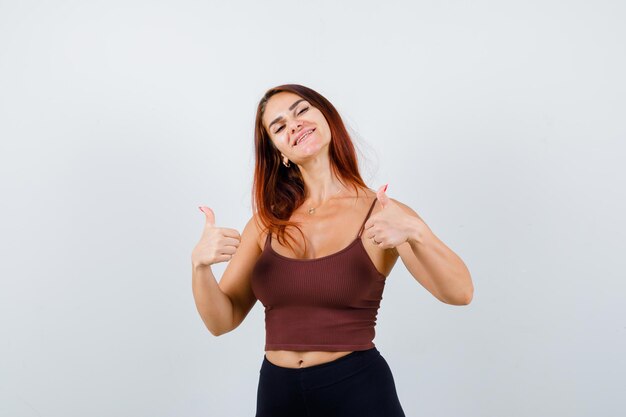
265, 350, 354, 369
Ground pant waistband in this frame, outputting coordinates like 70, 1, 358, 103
261, 347, 380, 374
261, 347, 382, 390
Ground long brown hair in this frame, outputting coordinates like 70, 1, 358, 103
252, 84, 369, 252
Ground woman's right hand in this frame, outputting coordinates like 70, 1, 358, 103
192, 206, 241, 267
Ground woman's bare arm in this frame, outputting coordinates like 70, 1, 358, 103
361, 191, 473, 305
191, 215, 262, 336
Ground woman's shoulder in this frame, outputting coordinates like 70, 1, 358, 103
354, 185, 376, 201
241, 212, 268, 251
360, 187, 382, 206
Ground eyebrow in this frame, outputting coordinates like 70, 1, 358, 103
268, 99, 306, 130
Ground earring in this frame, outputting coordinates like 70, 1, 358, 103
282, 156, 291, 167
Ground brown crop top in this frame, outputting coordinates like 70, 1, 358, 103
250, 197, 386, 352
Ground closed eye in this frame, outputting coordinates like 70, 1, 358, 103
274, 107, 309, 133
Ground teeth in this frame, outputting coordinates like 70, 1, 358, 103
296, 130, 313, 145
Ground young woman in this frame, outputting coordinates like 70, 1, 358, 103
192, 84, 473, 417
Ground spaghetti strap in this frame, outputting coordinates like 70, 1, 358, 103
357, 197, 378, 238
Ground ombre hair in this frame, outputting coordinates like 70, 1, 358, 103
252, 84, 369, 253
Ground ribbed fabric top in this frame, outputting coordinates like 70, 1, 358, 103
250, 197, 386, 352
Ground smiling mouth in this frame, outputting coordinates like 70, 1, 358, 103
294, 129, 315, 146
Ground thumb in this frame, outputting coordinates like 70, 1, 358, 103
377, 183, 390, 208
198, 206, 216, 226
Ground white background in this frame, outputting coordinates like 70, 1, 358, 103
1, 0, 624, 416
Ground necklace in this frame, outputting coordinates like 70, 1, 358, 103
307, 187, 343, 215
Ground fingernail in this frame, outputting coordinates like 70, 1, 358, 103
383, 183, 388, 192
198, 206, 204, 213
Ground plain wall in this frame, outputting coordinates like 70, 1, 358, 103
0, 0, 624, 416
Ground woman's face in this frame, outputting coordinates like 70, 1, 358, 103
262, 91, 332, 165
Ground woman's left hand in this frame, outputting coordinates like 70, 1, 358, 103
363, 184, 424, 249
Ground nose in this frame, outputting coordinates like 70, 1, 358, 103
289, 119, 302, 133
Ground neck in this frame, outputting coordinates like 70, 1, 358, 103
298, 156, 344, 206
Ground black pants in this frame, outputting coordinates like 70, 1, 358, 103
255, 347, 406, 417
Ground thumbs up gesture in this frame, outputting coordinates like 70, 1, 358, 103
363, 184, 423, 249
191, 206, 241, 267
